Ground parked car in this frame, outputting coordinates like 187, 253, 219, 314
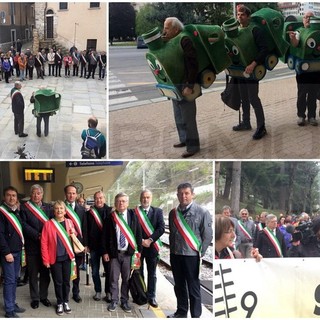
137, 36, 148, 49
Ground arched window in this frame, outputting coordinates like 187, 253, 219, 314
46, 9, 54, 39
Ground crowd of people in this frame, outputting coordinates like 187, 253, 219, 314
215, 205, 320, 260
0, 43, 106, 83
0, 182, 212, 318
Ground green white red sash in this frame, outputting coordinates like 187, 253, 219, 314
24, 201, 49, 224
256, 222, 263, 231
0, 205, 24, 244
0, 205, 26, 266
65, 204, 82, 237
112, 211, 137, 250
263, 227, 283, 257
89, 207, 103, 230
51, 219, 77, 280
173, 208, 201, 253
134, 207, 162, 252
238, 220, 252, 240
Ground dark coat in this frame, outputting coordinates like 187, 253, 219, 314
87, 204, 112, 250
139, 206, 165, 258
256, 228, 287, 257
102, 208, 142, 258
20, 201, 53, 255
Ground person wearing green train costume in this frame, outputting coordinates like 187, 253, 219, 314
232, 5, 268, 140
162, 17, 200, 158
288, 11, 320, 127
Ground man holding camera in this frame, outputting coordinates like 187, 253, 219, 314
288, 217, 320, 257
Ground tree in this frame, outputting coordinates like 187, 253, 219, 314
109, 3, 136, 41
231, 162, 241, 215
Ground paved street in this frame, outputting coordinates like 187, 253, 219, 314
0, 71, 106, 159
109, 75, 320, 159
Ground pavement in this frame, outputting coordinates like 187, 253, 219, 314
1, 265, 212, 318
109, 73, 320, 159
0, 67, 106, 160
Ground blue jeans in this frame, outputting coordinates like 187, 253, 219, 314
1, 252, 21, 313
90, 249, 103, 293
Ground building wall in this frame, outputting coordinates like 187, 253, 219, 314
35, 2, 106, 52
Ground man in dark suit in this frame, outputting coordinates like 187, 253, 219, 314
86, 190, 112, 302
54, 48, 62, 77
64, 184, 87, 303
255, 213, 287, 258
136, 190, 165, 308
20, 184, 53, 309
102, 192, 142, 313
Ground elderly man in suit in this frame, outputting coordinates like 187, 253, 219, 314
135, 190, 165, 308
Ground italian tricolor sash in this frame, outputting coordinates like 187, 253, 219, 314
65, 205, 82, 237
51, 219, 77, 280
89, 207, 103, 230
112, 211, 137, 250
134, 207, 162, 252
263, 227, 283, 257
24, 201, 49, 224
238, 220, 252, 240
173, 208, 201, 253
256, 222, 263, 231
0, 205, 26, 266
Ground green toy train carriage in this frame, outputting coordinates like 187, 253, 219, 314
142, 24, 232, 101
283, 15, 320, 74
222, 8, 289, 80
32, 89, 61, 117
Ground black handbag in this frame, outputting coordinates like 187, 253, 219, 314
221, 75, 241, 111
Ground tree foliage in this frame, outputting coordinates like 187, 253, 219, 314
109, 3, 136, 40
217, 162, 320, 216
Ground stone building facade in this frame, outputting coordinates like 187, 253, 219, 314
34, 2, 106, 52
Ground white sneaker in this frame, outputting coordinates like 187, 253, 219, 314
63, 302, 71, 314
56, 304, 63, 316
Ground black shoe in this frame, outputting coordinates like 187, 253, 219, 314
181, 150, 198, 158
148, 298, 158, 308
167, 312, 188, 318
18, 133, 28, 138
107, 301, 117, 312
173, 142, 186, 148
232, 122, 252, 131
40, 299, 51, 307
252, 126, 267, 140
103, 293, 112, 303
72, 296, 82, 303
14, 305, 25, 313
120, 302, 132, 313
31, 301, 39, 309
36, 132, 41, 137
4, 312, 19, 318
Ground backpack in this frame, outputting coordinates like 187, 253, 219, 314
81, 129, 102, 158
220, 75, 241, 111
129, 269, 148, 305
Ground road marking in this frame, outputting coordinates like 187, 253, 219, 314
149, 306, 167, 318
109, 89, 132, 96
128, 82, 155, 85
109, 96, 138, 105
109, 83, 126, 90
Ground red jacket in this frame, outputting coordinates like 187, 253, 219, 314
41, 218, 77, 265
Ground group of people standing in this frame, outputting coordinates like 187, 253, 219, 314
0, 182, 212, 318
0, 43, 106, 83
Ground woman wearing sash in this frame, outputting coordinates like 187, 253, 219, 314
41, 200, 77, 316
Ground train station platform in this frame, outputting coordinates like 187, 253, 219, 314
1, 266, 212, 318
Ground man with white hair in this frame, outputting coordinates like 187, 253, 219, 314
10, 81, 28, 137
162, 17, 200, 158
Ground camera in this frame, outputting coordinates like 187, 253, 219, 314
295, 221, 314, 244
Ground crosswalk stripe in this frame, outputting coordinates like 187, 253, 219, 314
109, 96, 138, 105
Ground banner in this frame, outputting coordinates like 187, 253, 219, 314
215, 258, 320, 318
